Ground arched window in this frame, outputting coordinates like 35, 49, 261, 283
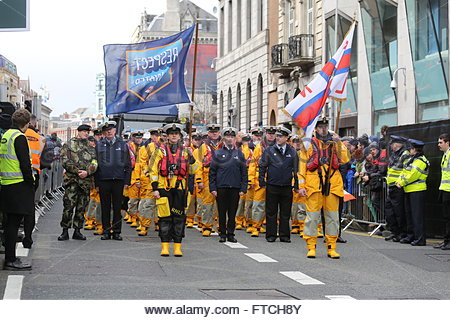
236, 84, 241, 130
219, 91, 224, 126
257, 74, 263, 125
246, 79, 252, 130
227, 87, 233, 126
270, 109, 277, 126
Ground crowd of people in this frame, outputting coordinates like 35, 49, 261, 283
1, 108, 450, 271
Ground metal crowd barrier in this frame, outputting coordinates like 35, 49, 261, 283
342, 177, 387, 236
34, 159, 65, 230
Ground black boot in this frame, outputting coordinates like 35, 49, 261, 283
72, 228, 86, 240
58, 228, 69, 241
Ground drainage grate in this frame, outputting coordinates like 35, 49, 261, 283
426, 254, 450, 262
201, 289, 298, 300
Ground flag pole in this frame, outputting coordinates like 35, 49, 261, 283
189, 16, 200, 145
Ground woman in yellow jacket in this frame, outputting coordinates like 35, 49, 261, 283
150, 123, 199, 257
396, 139, 429, 246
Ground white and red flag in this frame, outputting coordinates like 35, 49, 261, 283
284, 21, 356, 148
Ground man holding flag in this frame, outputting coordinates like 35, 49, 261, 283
284, 21, 355, 259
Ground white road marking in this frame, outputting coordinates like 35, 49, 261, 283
16, 243, 29, 257
280, 271, 325, 285
3, 275, 24, 300
245, 253, 278, 263
325, 295, 356, 300
223, 242, 248, 249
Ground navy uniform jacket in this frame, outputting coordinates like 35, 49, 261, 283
209, 146, 248, 194
258, 144, 299, 188
94, 137, 131, 185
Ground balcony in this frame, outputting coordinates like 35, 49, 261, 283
287, 34, 315, 70
270, 43, 294, 78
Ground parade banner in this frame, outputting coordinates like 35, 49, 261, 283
104, 25, 195, 115
283, 21, 356, 148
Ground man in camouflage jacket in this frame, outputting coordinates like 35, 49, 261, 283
58, 125, 98, 241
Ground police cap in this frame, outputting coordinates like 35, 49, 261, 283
77, 124, 91, 132
276, 126, 291, 137
206, 124, 221, 132
93, 128, 102, 135
390, 135, 408, 144
102, 121, 117, 131
131, 130, 144, 138
162, 123, 183, 134
148, 128, 161, 135
316, 117, 329, 127
408, 139, 425, 148
251, 127, 264, 136
221, 127, 237, 136
192, 132, 202, 140
242, 133, 251, 141
264, 125, 277, 134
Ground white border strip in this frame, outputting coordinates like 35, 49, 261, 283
325, 295, 356, 300
223, 242, 248, 249
3, 275, 24, 300
245, 253, 278, 263
280, 271, 325, 285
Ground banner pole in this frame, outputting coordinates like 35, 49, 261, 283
325, 100, 342, 192
189, 16, 200, 144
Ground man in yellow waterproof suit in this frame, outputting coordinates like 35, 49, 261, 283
298, 118, 349, 259
150, 123, 198, 256
193, 124, 222, 236
125, 131, 145, 228
134, 128, 162, 236
236, 133, 253, 230
247, 126, 277, 237
289, 135, 307, 236
185, 131, 203, 228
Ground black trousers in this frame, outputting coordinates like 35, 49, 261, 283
442, 191, 450, 242
158, 188, 187, 243
98, 180, 124, 234
265, 185, 293, 240
4, 214, 27, 262
405, 191, 426, 244
216, 188, 240, 237
385, 187, 407, 237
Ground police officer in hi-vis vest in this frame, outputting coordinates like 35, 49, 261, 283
396, 139, 429, 246
150, 123, 198, 257
436, 133, 450, 250
0, 109, 34, 270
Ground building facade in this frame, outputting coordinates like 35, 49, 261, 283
0, 55, 20, 106
216, 0, 273, 130
95, 73, 106, 121
132, 0, 218, 126
324, 0, 449, 136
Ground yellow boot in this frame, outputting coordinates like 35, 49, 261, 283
93, 223, 103, 235
154, 219, 159, 231
246, 220, 256, 233
235, 216, 244, 230
317, 223, 324, 238
138, 227, 148, 236
136, 222, 144, 231
160, 242, 170, 256
126, 213, 133, 224
186, 215, 194, 228
84, 217, 95, 230
173, 243, 183, 257
130, 215, 139, 227
326, 235, 340, 259
202, 229, 212, 237
291, 220, 300, 234
304, 236, 317, 259
123, 212, 130, 221
299, 220, 305, 238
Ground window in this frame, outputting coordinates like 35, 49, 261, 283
257, 0, 263, 32
220, 7, 224, 56
219, 91, 224, 126
237, 0, 242, 46
405, 0, 449, 121
236, 84, 241, 130
247, 0, 252, 40
360, 0, 398, 134
307, 0, 314, 35
287, 1, 295, 40
228, 0, 233, 52
257, 74, 263, 125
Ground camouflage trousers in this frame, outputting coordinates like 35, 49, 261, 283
61, 182, 90, 229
